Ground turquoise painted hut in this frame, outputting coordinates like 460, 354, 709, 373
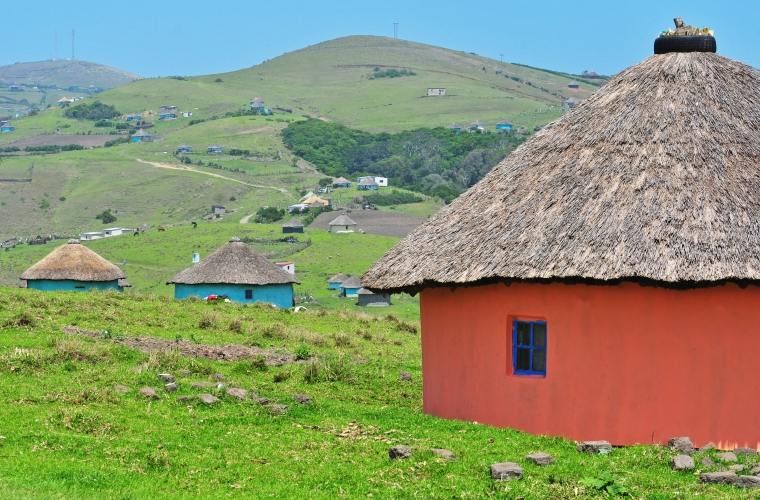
177, 142, 193, 153
167, 237, 299, 308
447, 122, 462, 133
282, 218, 304, 234
250, 97, 265, 111
332, 177, 351, 188
496, 120, 513, 130
328, 272, 349, 290
1, 122, 14, 133
357, 178, 379, 191
340, 276, 362, 297
19, 239, 127, 292
132, 129, 151, 142
126, 113, 141, 121
207, 143, 223, 154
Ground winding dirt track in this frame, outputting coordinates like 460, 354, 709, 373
121, 151, 294, 199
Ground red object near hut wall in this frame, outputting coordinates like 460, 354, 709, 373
419, 281, 760, 450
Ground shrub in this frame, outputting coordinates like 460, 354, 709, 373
39, 199, 50, 210
251, 354, 268, 371
261, 323, 286, 339
254, 206, 286, 223
104, 137, 129, 148
198, 311, 219, 329
64, 101, 120, 121
395, 321, 419, 334
95, 209, 117, 224
333, 333, 351, 347
273, 369, 291, 383
294, 345, 310, 360
59, 196, 66, 202
228, 318, 243, 333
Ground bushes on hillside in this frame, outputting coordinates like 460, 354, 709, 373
64, 101, 120, 121
372, 68, 416, 78
361, 190, 423, 206
104, 137, 129, 148
95, 209, 117, 224
254, 206, 286, 223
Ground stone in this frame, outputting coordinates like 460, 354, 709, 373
293, 394, 312, 404
729, 464, 746, 472
577, 441, 612, 455
165, 382, 178, 392
213, 373, 226, 381
399, 371, 412, 382
270, 404, 289, 414
197, 393, 221, 404
526, 452, 555, 466
257, 397, 270, 405
389, 445, 412, 460
700, 471, 738, 485
735, 447, 758, 456
430, 448, 456, 461
177, 395, 193, 402
138, 387, 160, 400
752, 464, 760, 475
700, 443, 716, 452
737, 475, 760, 489
179, 369, 192, 376
490, 462, 523, 481
701, 457, 716, 467
226, 388, 249, 400
157, 373, 175, 383
716, 452, 738, 463
671, 455, 695, 471
114, 384, 131, 394
668, 437, 696, 455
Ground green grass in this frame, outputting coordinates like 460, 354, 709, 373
0, 289, 753, 499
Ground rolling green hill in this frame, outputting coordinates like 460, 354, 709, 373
0, 59, 141, 89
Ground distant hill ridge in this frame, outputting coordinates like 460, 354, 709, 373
0, 60, 141, 89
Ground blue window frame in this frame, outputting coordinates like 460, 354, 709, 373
512, 320, 547, 376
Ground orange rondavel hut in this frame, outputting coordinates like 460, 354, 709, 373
363, 26, 760, 449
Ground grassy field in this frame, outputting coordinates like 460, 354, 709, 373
0, 221, 421, 321
0, 59, 141, 88
0, 289, 753, 499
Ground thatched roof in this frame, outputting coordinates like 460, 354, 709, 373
329, 214, 356, 226
328, 272, 349, 283
497, 120, 513, 126
357, 288, 375, 295
20, 240, 126, 282
363, 50, 760, 294
178, 142, 191, 148
469, 120, 484, 127
333, 176, 350, 184
133, 128, 150, 137
208, 142, 222, 148
447, 122, 461, 129
340, 276, 362, 289
167, 238, 299, 286
282, 218, 304, 228
358, 178, 378, 186
568, 80, 580, 86
118, 279, 132, 288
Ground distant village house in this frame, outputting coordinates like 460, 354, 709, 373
177, 143, 193, 153
329, 213, 357, 233
132, 129, 151, 142
282, 218, 304, 233
427, 88, 446, 96
447, 122, 462, 133
496, 120, 513, 131
332, 177, 351, 188
207, 143, 223, 154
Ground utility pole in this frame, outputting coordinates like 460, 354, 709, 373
54, 28, 57, 60
500, 53, 504, 67
393, 23, 398, 39
72, 28, 75, 59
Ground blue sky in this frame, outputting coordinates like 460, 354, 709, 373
3, 0, 758, 77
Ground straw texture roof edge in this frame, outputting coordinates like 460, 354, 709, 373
167, 241, 299, 285
363, 52, 760, 294
20, 242, 126, 282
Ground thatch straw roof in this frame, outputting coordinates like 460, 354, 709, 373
282, 218, 304, 228
328, 272, 349, 283
329, 214, 356, 226
333, 177, 350, 184
340, 276, 362, 288
20, 240, 126, 282
497, 120, 513, 126
363, 50, 760, 294
358, 178, 378, 186
133, 129, 150, 137
118, 279, 132, 288
447, 122, 461, 129
208, 142, 222, 148
167, 238, 299, 286
357, 288, 375, 295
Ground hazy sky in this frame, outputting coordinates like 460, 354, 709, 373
3, 0, 758, 77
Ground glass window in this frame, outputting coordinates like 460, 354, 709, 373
245, 290, 253, 299
512, 320, 547, 376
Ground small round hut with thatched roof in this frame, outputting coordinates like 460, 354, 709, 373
339, 276, 362, 297
281, 218, 304, 234
20, 239, 127, 292
327, 272, 349, 290
363, 24, 760, 448
167, 237, 299, 308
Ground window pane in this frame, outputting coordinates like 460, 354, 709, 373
516, 348, 531, 370
532, 350, 546, 373
516, 323, 531, 345
533, 324, 547, 347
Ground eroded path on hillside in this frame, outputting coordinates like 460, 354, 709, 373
120, 151, 294, 199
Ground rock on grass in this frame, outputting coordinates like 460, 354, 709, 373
399, 371, 412, 382
114, 384, 131, 394
490, 462, 523, 480
198, 394, 220, 404
577, 441, 612, 454
738, 476, 760, 488
165, 382, 178, 392
292, 394, 312, 404
668, 437, 695, 455
716, 452, 738, 463
430, 448, 456, 461
526, 452, 554, 466
389, 445, 412, 460
226, 388, 249, 400
700, 471, 738, 485
735, 447, 758, 456
157, 373, 175, 383
671, 455, 695, 471
138, 387, 160, 400
269, 404, 289, 414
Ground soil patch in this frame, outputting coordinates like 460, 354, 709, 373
308, 210, 427, 238
62, 326, 294, 365
7, 134, 116, 148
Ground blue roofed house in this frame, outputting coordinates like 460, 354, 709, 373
207, 143, 223, 154
496, 120, 513, 130
19, 239, 128, 292
159, 105, 177, 120
339, 276, 362, 297
132, 129, 151, 142
167, 237, 300, 308
1, 122, 14, 133
126, 113, 141, 121
250, 97, 265, 111
177, 143, 193, 153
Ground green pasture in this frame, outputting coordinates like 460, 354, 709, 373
0, 289, 751, 499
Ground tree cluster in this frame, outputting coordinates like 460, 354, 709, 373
64, 101, 121, 121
